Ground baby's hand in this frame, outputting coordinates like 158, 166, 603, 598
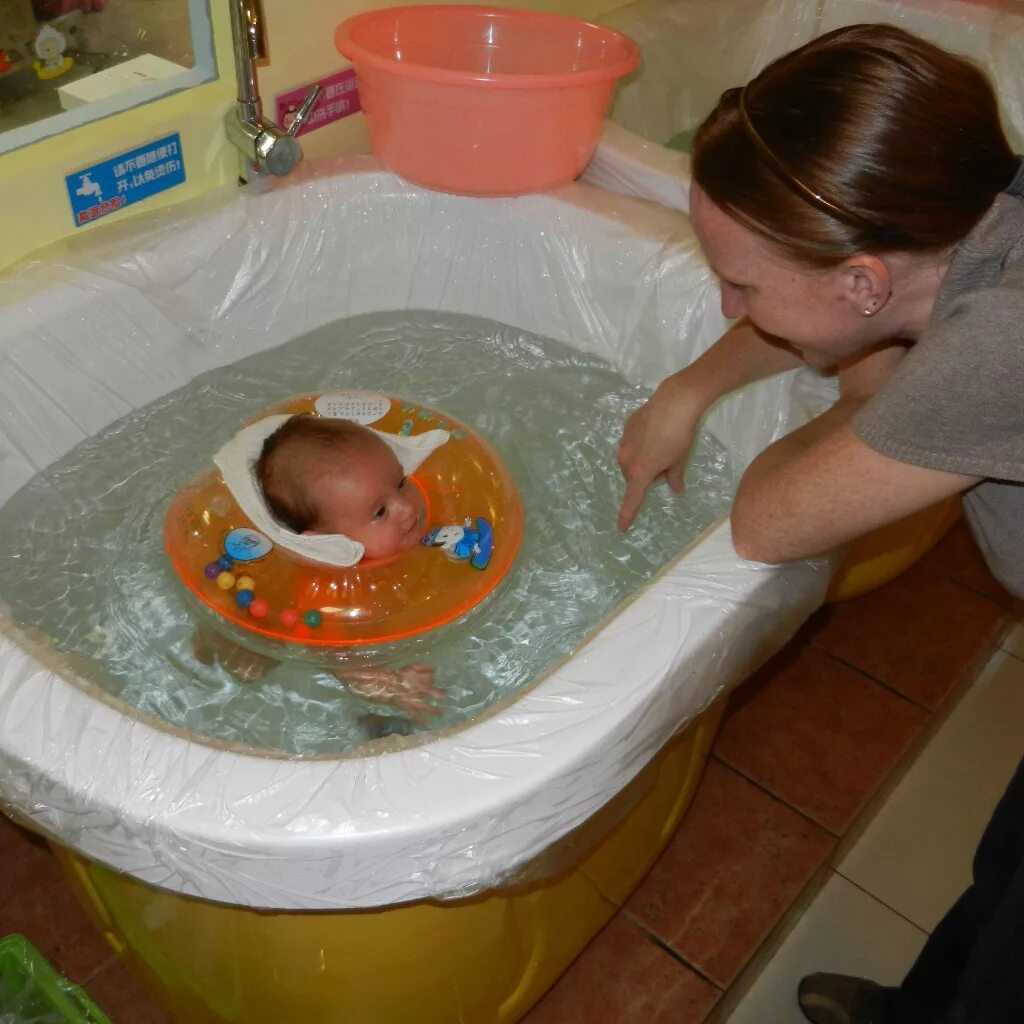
338, 663, 444, 726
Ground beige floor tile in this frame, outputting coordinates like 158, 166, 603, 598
999, 620, 1024, 662
838, 649, 1024, 932
723, 874, 927, 1024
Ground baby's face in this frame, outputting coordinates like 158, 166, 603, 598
307, 441, 425, 559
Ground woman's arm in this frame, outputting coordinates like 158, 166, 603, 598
617, 320, 804, 530
730, 346, 979, 563
664, 318, 807, 406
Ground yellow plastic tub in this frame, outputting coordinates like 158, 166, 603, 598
53, 698, 726, 1024
826, 496, 961, 602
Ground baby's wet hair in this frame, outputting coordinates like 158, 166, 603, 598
256, 414, 378, 533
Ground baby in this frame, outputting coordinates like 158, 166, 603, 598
194, 414, 442, 725
257, 413, 425, 560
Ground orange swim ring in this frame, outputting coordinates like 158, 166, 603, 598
164, 392, 523, 648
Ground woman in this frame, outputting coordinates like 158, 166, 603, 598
618, 24, 1023, 1024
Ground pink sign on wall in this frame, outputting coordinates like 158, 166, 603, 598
274, 67, 361, 137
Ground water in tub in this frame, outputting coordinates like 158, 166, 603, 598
0, 312, 735, 756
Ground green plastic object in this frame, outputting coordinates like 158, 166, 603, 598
0, 935, 112, 1024
665, 126, 697, 153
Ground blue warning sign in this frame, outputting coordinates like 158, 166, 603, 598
65, 132, 186, 228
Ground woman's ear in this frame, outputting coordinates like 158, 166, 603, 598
840, 254, 892, 318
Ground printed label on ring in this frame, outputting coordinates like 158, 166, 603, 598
314, 391, 390, 424
224, 527, 273, 562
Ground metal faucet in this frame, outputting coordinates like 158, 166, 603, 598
226, 0, 321, 179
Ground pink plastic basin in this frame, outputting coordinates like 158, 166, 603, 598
335, 5, 640, 196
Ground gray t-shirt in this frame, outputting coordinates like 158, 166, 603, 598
852, 160, 1024, 598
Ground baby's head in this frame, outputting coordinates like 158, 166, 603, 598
256, 414, 425, 560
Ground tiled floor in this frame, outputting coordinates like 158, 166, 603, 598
0, 519, 1016, 1023
838, 648, 1024, 934
724, 634, 1024, 1023
624, 760, 834, 990
722, 874, 929, 1024
714, 644, 927, 834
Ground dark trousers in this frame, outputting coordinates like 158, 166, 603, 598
886, 756, 1024, 1024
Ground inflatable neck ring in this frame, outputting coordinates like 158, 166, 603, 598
164, 392, 523, 648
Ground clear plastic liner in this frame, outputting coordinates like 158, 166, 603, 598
583, 121, 694, 211
0, 157, 829, 909
592, 0, 1024, 200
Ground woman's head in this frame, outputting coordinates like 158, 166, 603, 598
692, 24, 1017, 266
689, 24, 1017, 359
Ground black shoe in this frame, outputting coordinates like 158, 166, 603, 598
798, 973, 892, 1024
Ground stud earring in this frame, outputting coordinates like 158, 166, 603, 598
863, 307, 875, 317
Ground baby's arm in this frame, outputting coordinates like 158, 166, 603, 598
192, 627, 278, 683
191, 628, 442, 722
334, 663, 444, 725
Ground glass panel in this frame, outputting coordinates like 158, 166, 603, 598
0, 0, 215, 154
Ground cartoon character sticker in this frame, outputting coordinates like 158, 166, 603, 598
422, 517, 494, 570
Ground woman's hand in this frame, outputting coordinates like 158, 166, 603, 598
617, 373, 704, 532
616, 321, 807, 532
